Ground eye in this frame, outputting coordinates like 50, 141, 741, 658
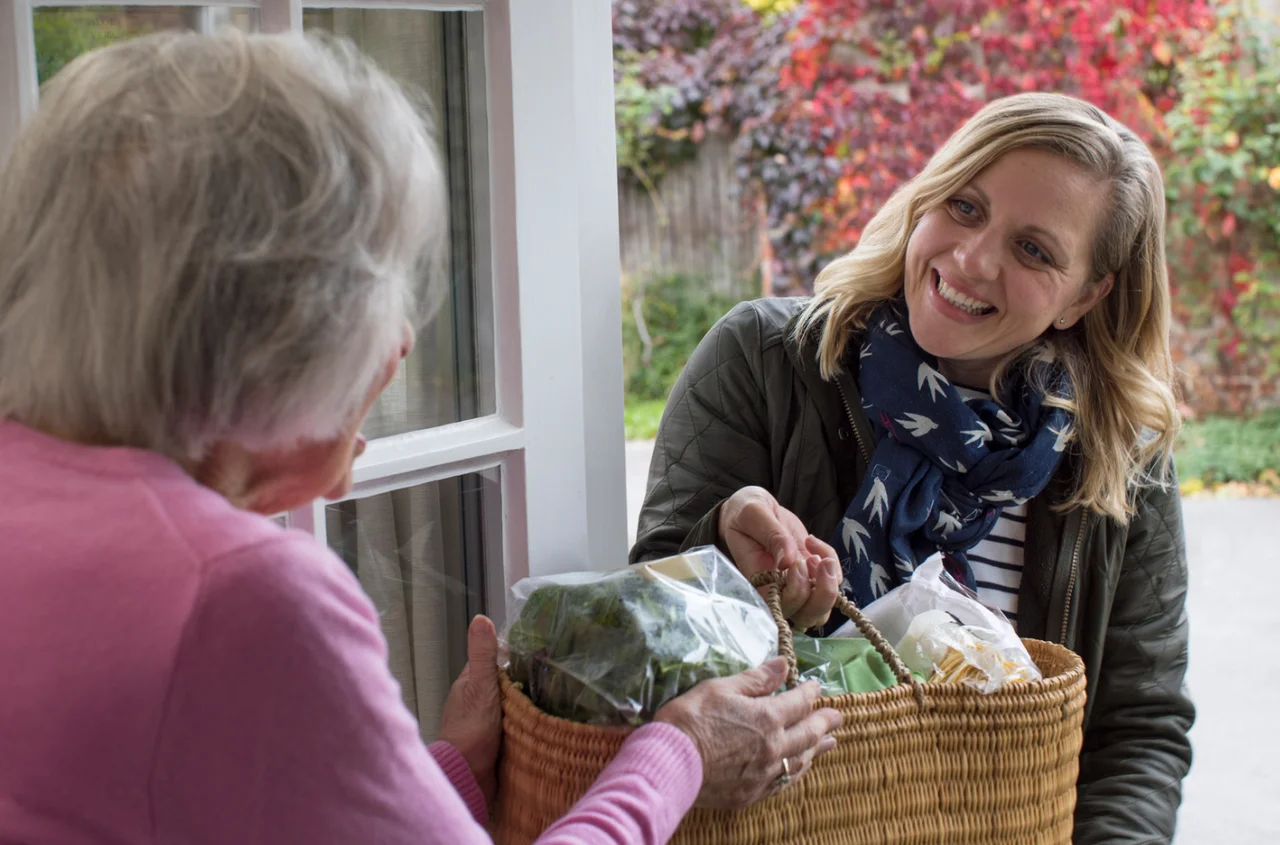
1019, 240, 1053, 265
948, 197, 979, 219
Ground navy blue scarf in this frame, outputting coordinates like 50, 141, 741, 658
829, 302, 1074, 614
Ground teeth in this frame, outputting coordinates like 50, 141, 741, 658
936, 273, 994, 315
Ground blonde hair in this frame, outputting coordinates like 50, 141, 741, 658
0, 30, 446, 461
796, 93, 1178, 523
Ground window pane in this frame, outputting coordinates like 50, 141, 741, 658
306, 9, 496, 439
33, 6, 258, 84
326, 469, 500, 741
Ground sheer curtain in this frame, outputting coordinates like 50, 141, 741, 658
326, 485, 464, 740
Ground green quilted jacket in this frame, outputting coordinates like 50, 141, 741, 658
631, 297, 1194, 844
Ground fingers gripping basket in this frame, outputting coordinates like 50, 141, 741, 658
494, 571, 1087, 845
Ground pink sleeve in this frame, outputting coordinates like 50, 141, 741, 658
428, 726, 702, 845
534, 723, 703, 845
429, 741, 487, 826
149, 532, 702, 845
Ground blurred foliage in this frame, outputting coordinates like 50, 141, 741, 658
33, 8, 137, 84
612, 0, 1279, 416
742, 0, 799, 16
624, 397, 667, 440
1164, 2, 1280, 407
611, 0, 1211, 287
621, 272, 737, 402
612, 0, 796, 197
614, 58, 683, 196
1176, 409, 1280, 491
766, 0, 1210, 283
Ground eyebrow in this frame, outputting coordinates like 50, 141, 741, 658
965, 184, 1070, 264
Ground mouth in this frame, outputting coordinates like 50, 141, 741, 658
933, 269, 996, 317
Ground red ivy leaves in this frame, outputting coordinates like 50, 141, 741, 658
611, 0, 1212, 290
769, 0, 1214, 285
612, 0, 1272, 411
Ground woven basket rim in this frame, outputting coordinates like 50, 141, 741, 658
501, 637, 1085, 734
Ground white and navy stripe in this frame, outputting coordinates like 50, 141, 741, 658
953, 385, 1026, 629
968, 502, 1026, 629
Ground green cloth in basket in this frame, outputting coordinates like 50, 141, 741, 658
793, 634, 924, 696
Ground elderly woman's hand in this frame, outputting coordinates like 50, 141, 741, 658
655, 658, 841, 810
718, 487, 842, 630
436, 615, 502, 806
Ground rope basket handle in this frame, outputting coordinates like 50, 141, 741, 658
749, 570, 927, 711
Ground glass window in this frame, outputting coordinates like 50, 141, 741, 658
306, 9, 496, 440
326, 470, 501, 741
33, 6, 258, 84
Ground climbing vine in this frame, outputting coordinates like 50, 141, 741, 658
614, 0, 1280, 412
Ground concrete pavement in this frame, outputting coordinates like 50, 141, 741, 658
1178, 499, 1280, 844
624, 440, 1280, 844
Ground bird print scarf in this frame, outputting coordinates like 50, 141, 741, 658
828, 301, 1074, 614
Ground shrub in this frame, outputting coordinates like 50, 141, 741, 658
1163, 3, 1280, 411
621, 272, 739, 402
33, 8, 135, 84
1175, 408, 1280, 486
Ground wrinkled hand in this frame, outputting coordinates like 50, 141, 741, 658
436, 615, 502, 807
655, 658, 841, 810
718, 486, 842, 630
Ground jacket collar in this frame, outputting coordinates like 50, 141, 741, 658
783, 307, 876, 463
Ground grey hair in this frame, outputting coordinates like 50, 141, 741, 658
0, 29, 446, 461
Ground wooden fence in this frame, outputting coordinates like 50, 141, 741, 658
617, 136, 760, 298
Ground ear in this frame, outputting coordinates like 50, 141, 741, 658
1054, 272, 1114, 330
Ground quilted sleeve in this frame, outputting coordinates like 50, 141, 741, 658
1073, 480, 1195, 844
629, 302, 775, 563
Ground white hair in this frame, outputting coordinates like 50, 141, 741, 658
0, 30, 446, 461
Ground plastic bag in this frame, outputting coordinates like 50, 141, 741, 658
830, 554, 1041, 693
503, 546, 778, 725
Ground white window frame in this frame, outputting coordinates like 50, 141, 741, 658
0, 0, 628, 617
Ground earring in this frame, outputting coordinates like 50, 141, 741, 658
1058, 317, 1067, 325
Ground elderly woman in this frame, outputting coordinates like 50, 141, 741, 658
633, 93, 1194, 844
0, 32, 842, 844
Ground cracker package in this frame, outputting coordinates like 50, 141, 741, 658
831, 554, 1041, 694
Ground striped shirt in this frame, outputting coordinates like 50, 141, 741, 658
967, 502, 1026, 629
954, 386, 1026, 630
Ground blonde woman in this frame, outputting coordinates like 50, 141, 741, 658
633, 93, 1193, 843
0, 31, 842, 844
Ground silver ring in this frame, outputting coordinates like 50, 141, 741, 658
772, 757, 793, 790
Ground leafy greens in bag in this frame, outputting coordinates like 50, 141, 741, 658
504, 547, 778, 725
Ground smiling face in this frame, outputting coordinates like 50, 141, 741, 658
903, 147, 1115, 388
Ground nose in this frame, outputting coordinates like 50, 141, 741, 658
954, 228, 1001, 284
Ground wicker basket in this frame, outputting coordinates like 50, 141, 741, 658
494, 571, 1087, 845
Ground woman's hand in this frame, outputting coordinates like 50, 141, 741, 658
655, 658, 841, 810
718, 487, 842, 630
436, 615, 502, 807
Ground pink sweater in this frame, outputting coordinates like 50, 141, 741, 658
0, 421, 702, 844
